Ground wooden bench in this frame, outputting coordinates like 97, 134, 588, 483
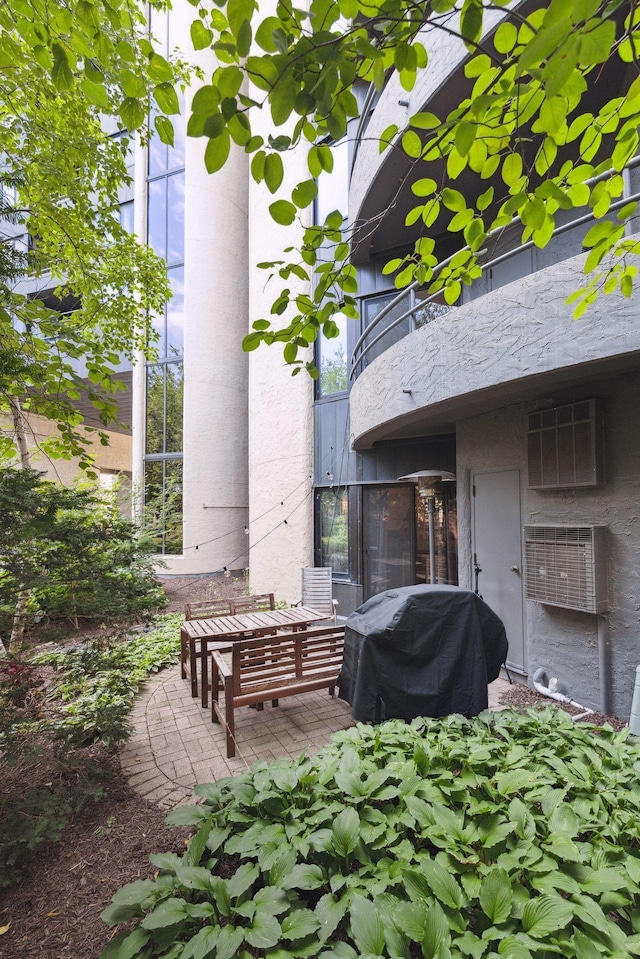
211, 625, 345, 757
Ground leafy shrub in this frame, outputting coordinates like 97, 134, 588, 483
99, 708, 640, 959
0, 468, 166, 645
34, 614, 182, 747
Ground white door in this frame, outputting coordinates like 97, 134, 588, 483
472, 469, 526, 674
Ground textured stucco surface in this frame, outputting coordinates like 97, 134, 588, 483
247, 81, 314, 606
457, 374, 640, 719
350, 246, 640, 447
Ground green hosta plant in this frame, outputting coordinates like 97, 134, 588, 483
100, 707, 640, 959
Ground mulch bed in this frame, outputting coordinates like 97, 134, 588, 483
0, 574, 628, 958
498, 680, 627, 731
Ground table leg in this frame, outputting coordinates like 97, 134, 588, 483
201, 637, 209, 709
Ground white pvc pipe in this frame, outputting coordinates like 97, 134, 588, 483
532, 668, 594, 719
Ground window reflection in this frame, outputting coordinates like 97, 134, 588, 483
145, 363, 183, 455
166, 266, 184, 354
166, 173, 185, 265
144, 458, 183, 554
318, 313, 347, 395
145, 365, 164, 455
318, 488, 349, 574
147, 178, 167, 258
165, 362, 184, 453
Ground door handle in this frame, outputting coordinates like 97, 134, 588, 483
510, 566, 521, 574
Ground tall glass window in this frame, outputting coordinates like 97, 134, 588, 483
317, 488, 349, 574
144, 8, 185, 554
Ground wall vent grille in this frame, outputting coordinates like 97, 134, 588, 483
523, 525, 607, 613
527, 399, 602, 489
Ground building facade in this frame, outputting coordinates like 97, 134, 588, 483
14, 1, 637, 716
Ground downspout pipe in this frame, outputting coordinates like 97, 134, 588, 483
532, 668, 594, 720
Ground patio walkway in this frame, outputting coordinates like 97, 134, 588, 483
121, 664, 512, 809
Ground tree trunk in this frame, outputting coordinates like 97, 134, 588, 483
7, 397, 32, 652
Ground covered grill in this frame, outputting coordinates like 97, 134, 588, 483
338, 584, 508, 723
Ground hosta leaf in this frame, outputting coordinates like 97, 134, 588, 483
98, 927, 151, 959
392, 901, 427, 942
216, 925, 246, 959
281, 864, 325, 890
181, 926, 220, 959
479, 868, 512, 924
572, 930, 602, 959
281, 908, 321, 941
521, 895, 573, 938
332, 807, 360, 857
349, 895, 385, 955
549, 803, 579, 836
316, 893, 348, 944
421, 859, 464, 909
497, 935, 533, 959
245, 912, 281, 949
422, 900, 450, 959
140, 898, 188, 929
228, 863, 259, 899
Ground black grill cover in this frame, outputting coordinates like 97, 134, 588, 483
338, 584, 508, 722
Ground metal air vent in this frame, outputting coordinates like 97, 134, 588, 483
524, 525, 607, 613
527, 399, 603, 489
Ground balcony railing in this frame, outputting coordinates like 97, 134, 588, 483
350, 155, 640, 381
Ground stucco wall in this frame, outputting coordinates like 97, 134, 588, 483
246, 83, 314, 605
457, 373, 640, 719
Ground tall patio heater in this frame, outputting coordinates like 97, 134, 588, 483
398, 469, 456, 584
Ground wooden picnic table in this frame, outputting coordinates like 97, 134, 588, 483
180, 606, 324, 708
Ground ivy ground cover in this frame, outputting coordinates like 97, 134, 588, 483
100, 707, 640, 959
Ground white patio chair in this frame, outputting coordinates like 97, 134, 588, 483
301, 566, 339, 624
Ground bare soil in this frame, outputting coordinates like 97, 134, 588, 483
0, 574, 627, 958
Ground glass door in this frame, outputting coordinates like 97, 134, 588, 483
363, 486, 415, 599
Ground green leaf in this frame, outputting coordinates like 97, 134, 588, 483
245, 912, 281, 948
154, 83, 180, 115
421, 859, 464, 909
292, 179, 318, 209
264, 153, 284, 193
269, 200, 297, 225
402, 131, 423, 159
281, 864, 325, 890
479, 868, 512, 923
119, 98, 145, 131
51, 43, 73, 91
422, 900, 450, 959
97, 927, 151, 959
349, 895, 385, 955
154, 115, 175, 147
204, 130, 231, 174
141, 898, 188, 929
332, 807, 359, 857
281, 908, 321, 941
191, 20, 213, 50
216, 925, 246, 959
521, 896, 573, 938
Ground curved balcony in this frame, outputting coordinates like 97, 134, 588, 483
349, 239, 640, 449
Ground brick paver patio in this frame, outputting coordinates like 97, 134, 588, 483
121, 663, 512, 809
